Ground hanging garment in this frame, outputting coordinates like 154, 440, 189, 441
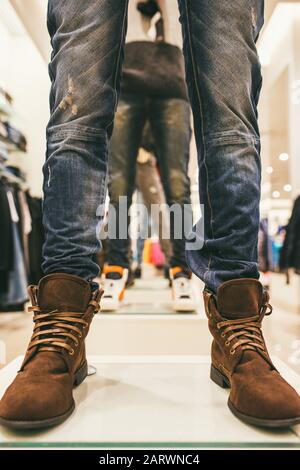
26, 194, 44, 284
0, 189, 28, 311
0, 86, 13, 116
280, 196, 300, 274
1, 122, 27, 152
0, 180, 13, 272
0, 121, 9, 144
18, 190, 32, 274
5, 167, 26, 251
0, 142, 9, 162
258, 218, 271, 273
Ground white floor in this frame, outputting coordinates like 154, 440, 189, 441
0, 355, 300, 448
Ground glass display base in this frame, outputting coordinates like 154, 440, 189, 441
0, 355, 299, 448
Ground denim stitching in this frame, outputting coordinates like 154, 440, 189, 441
205, 130, 260, 145
206, 136, 260, 148
47, 126, 105, 142
183, 0, 214, 285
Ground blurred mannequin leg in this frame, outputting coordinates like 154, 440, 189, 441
101, 94, 146, 310
106, 94, 146, 268
136, 156, 172, 266
149, 97, 192, 273
149, 97, 196, 311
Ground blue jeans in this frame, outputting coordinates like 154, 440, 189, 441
107, 93, 191, 271
43, 0, 264, 293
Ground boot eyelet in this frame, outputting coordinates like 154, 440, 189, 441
230, 349, 236, 355
69, 349, 75, 356
225, 340, 230, 346
221, 333, 226, 338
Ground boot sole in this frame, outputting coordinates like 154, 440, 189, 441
210, 364, 300, 429
0, 360, 88, 430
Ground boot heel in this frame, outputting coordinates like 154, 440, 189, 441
74, 360, 88, 386
210, 364, 230, 389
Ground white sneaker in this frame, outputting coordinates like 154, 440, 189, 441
101, 266, 128, 312
170, 267, 197, 312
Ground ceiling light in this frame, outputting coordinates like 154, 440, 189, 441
272, 191, 280, 198
266, 166, 273, 174
283, 184, 292, 192
279, 153, 289, 161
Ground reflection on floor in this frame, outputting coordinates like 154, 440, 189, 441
0, 269, 300, 447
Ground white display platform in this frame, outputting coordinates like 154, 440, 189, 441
0, 355, 299, 448
86, 276, 206, 356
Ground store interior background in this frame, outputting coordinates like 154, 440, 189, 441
0, 0, 300, 444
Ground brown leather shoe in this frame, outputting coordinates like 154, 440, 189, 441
204, 278, 300, 428
0, 273, 102, 430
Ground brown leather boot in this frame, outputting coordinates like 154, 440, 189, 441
204, 278, 300, 428
0, 273, 102, 430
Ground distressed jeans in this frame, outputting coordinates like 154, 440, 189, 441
43, 0, 264, 293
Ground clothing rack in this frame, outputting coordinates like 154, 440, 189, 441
0, 86, 44, 313
0, 163, 29, 192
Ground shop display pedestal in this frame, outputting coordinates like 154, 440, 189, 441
0, 355, 300, 448
87, 276, 207, 356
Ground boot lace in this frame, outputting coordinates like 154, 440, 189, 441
216, 301, 273, 356
27, 286, 102, 355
